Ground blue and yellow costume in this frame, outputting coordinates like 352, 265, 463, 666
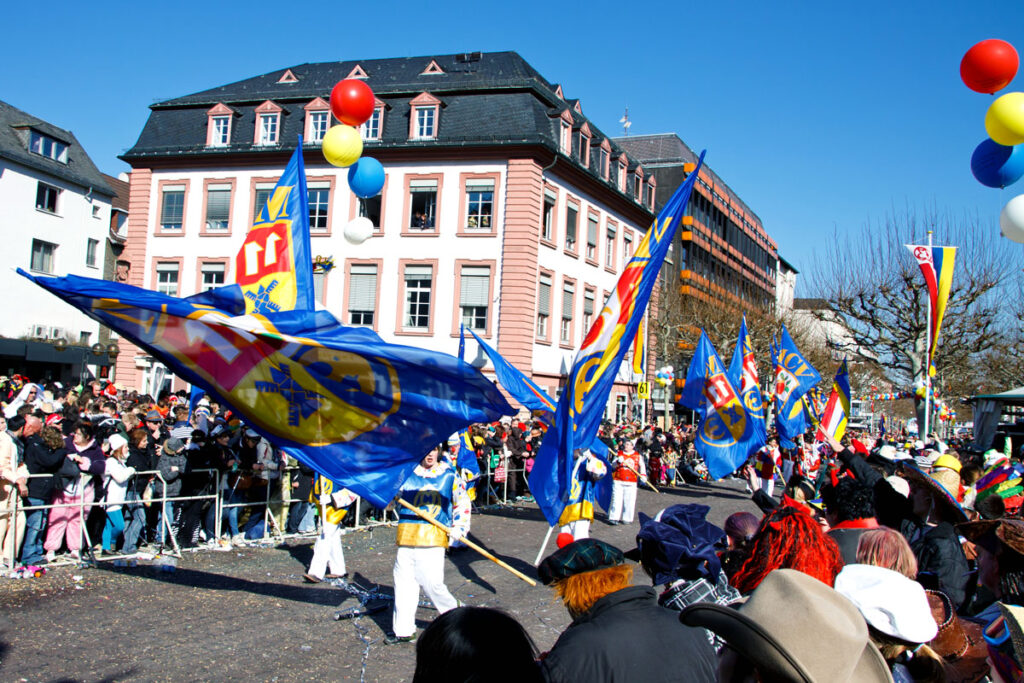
310, 475, 355, 525
396, 462, 470, 548
559, 450, 608, 527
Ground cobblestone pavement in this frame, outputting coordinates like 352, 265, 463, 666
0, 479, 760, 682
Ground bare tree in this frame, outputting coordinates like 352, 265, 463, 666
807, 209, 1017, 426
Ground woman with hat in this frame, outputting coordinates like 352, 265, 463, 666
101, 433, 136, 554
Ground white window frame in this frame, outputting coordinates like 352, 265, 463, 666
156, 262, 180, 296
201, 263, 226, 291
464, 179, 494, 230
258, 113, 279, 145
205, 184, 231, 232
413, 106, 436, 140
85, 238, 99, 268
35, 182, 60, 214
307, 183, 330, 232
29, 131, 68, 163
308, 111, 329, 143
160, 186, 185, 231
30, 239, 55, 274
459, 266, 490, 332
348, 264, 378, 327
211, 116, 231, 147
360, 107, 383, 141
403, 265, 433, 330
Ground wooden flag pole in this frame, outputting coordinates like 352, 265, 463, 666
622, 464, 661, 493
396, 498, 536, 587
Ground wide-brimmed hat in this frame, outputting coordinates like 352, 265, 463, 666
680, 569, 893, 682
958, 517, 1024, 557
998, 603, 1024, 677
900, 463, 969, 524
925, 590, 989, 683
834, 564, 937, 644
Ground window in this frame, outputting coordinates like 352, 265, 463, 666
79, 331, 91, 345
200, 262, 225, 291
464, 179, 494, 230
156, 262, 179, 296
210, 116, 230, 147
565, 201, 578, 252
160, 186, 185, 231
537, 274, 551, 339
86, 238, 99, 268
413, 106, 436, 140
578, 131, 591, 166
646, 182, 656, 209
403, 265, 432, 330
258, 113, 279, 145
618, 162, 627, 191
35, 182, 60, 213
308, 110, 330, 143
308, 184, 330, 232
409, 179, 437, 230
360, 107, 382, 141
633, 173, 643, 201
623, 232, 633, 265
348, 264, 378, 326
30, 239, 55, 273
359, 196, 382, 227
561, 282, 575, 344
205, 184, 231, 232
542, 190, 556, 242
605, 225, 616, 268
560, 120, 571, 153
586, 214, 599, 261
253, 183, 274, 221
29, 131, 68, 163
313, 271, 326, 304
599, 147, 610, 179
460, 266, 490, 332
583, 289, 595, 335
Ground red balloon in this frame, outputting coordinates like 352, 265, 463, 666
330, 79, 376, 126
961, 39, 1019, 94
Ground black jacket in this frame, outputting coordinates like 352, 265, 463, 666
540, 586, 716, 683
23, 435, 68, 500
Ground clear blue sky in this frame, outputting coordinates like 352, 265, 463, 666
6, 1, 1023, 281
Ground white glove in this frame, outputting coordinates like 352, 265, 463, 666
448, 528, 465, 542
319, 493, 331, 505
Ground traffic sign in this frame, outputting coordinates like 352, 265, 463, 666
637, 381, 650, 399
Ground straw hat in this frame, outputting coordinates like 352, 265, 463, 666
900, 463, 969, 524
680, 569, 893, 682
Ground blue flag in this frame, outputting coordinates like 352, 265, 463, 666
680, 330, 755, 480
529, 152, 705, 526
727, 316, 767, 459
772, 324, 821, 449
464, 326, 556, 416
19, 281, 510, 508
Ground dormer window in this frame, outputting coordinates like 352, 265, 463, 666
599, 143, 610, 180
360, 101, 385, 141
206, 103, 234, 148
617, 159, 628, 191
409, 93, 441, 141
577, 124, 591, 167
633, 170, 643, 201
560, 121, 571, 153
254, 101, 283, 146
303, 98, 331, 143
29, 131, 68, 164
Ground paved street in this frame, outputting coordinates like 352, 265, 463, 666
0, 480, 760, 682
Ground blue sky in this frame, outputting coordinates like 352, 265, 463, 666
6, 1, 1023, 280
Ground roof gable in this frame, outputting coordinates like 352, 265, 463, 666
420, 59, 445, 75
346, 64, 368, 79
277, 69, 299, 84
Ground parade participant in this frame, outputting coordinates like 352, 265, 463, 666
387, 445, 469, 645
755, 437, 781, 496
303, 474, 355, 583
608, 439, 643, 525
538, 538, 716, 682
559, 448, 606, 540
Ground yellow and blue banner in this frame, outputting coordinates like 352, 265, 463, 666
817, 358, 851, 442
772, 324, 821, 449
631, 319, 646, 376
906, 245, 956, 375
236, 142, 315, 315
680, 330, 756, 479
726, 315, 767, 458
529, 152, 705, 526
464, 326, 556, 416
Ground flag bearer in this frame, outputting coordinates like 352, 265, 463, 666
559, 449, 607, 540
303, 474, 355, 583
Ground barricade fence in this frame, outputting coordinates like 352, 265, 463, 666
3, 465, 399, 570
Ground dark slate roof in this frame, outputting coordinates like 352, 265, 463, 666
613, 133, 760, 224
101, 173, 130, 212
121, 52, 650, 210
0, 100, 113, 196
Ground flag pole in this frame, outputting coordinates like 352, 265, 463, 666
923, 230, 933, 441
534, 525, 555, 566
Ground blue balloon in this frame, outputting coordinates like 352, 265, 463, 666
347, 157, 385, 198
971, 139, 1024, 188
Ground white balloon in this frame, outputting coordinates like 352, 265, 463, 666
999, 194, 1024, 244
344, 217, 374, 245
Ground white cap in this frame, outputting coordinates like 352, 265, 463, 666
877, 445, 897, 461
107, 433, 128, 452
885, 475, 910, 498
834, 564, 938, 644
447, 433, 461, 445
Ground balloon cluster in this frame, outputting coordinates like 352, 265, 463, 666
322, 79, 386, 245
655, 366, 674, 387
962, 39, 1024, 243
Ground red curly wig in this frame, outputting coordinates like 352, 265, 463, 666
730, 505, 844, 594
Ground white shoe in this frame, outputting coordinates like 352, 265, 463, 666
45, 551, 56, 563
231, 533, 245, 546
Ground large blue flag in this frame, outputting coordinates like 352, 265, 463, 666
529, 152, 705, 526
465, 326, 556, 416
680, 330, 756, 480
772, 324, 821, 449
727, 315, 767, 459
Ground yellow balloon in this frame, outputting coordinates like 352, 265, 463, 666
985, 92, 1024, 146
322, 125, 363, 168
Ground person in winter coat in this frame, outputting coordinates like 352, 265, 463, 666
121, 428, 151, 553
44, 421, 104, 561
18, 418, 58, 565
156, 437, 188, 547
101, 434, 135, 553
537, 538, 716, 683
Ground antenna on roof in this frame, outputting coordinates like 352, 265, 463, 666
619, 107, 631, 136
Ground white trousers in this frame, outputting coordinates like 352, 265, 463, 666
609, 481, 638, 523
760, 478, 775, 497
392, 546, 458, 637
560, 519, 590, 540
307, 520, 346, 579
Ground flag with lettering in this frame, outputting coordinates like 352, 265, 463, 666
773, 324, 821, 449
906, 244, 956, 376
530, 152, 706, 526
680, 330, 756, 480
727, 315, 767, 458
817, 359, 851, 442
236, 142, 315, 315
